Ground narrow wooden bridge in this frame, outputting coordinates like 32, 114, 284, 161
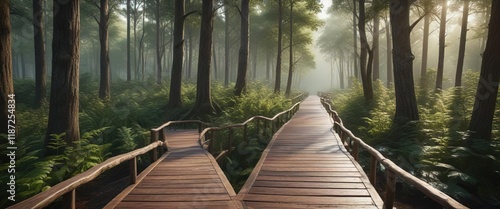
9, 95, 467, 209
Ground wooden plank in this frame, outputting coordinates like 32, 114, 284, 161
243, 194, 375, 205
258, 171, 362, 177
252, 181, 367, 189
255, 176, 363, 183
123, 194, 231, 202
249, 187, 370, 196
244, 202, 378, 209
129, 187, 228, 195
115, 201, 238, 209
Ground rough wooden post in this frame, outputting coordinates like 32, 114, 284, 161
369, 156, 377, 184
129, 157, 137, 184
62, 189, 75, 209
352, 141, 359, 161
243, 124, 248, 143
149, 130, 158, 162
385, 170, 396, 209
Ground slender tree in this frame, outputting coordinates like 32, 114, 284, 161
235, 0, 250, 96
127, 0, 131, 81
455, 0, 470, 87
224, 4, 231, 87
34, 0, 46, 107
390, 0, 419, 122
274, 0, 283, 93
98, 0, 111, 100
435, 0, 447, 90
168, 0, 185, 108
358, 0, 374, 101
420, 1, 431, 87
191, 0, 215, 117
0, 0, 13, 136
285, 0, 294, 97
372, 11, 380, 81
384, 16, 393, 87
46, 0, 81, 151
468, 0, 500, 140
156, 0, 162, 84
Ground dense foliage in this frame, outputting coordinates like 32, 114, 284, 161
0, 78, 293, 207
330, 70, 500, 208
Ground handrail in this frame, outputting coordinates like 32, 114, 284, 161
199, 92, 309, 155
318, 93, 468, 209
7, 141, 164, 209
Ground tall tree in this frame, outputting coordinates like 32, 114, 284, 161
390, 0, 419, 122
0, 0, 13, 136
384, 16, 393, 87
191, 0, 215, 117
468, 0, 500, 140
358, 0, 374, 101
435, 0, 447, 90
155, 0, 162, 84
168, 0, 185, 108
127, 0, 131, 81
98, 0, 111, 100
46, 0, 81, 151
285, 0, 294, 97
224, 4, 231, 87
274, 0, 283, 93
455, 0, 470, 87
420, 1, 431, 87
372, 10, 380, 81
234, 0, 250, 96
33, 0, 46, 107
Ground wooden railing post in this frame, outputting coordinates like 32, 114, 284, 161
352, 141, 359, 161
149, 130, 158, 162
129, 157, 137, 184
385, 170, 396, 209
369, 156, 377, 184
62, 189, 75, 209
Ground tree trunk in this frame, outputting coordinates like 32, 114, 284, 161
188, 26, 193, 79
99, 0, 110, 100
127, 0, 131, 81
252, 45, 258, 80
468, 0, 500, 140
373, 12, 380, 81
46, 0, 80, 152
34, 0, 46, 107
235, 0, 249, 96
385, 16, 393, 88
274, 0, 283, 93
358, 0, 374, 101
21, 53, 26, 79
435, 0, 447, 90
391, 0, 419, 122
168, 0, 184, 108
352, 0, 359, 80
156, 0, 162, 84
191, 0, 215, 117
455, 0, 469, 87
420, 3, 430, 88
266, 49, 271, 81
224, 6, 230, 87
0, 0, 14, 137
285, 1, 294, 97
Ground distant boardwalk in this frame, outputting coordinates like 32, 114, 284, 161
237, 95, 384, 208
105, 130, 242, 209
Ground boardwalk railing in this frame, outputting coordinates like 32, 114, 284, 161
200, 92, 309, 160
318, 92, 467, 209
8, 92, 308, 209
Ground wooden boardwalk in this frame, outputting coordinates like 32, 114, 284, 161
105, 130, 242, 209
237, 95, 384, 208
105, 96, 383, 209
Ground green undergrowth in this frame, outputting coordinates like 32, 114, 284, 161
330, 71, 500, 208
0, 76, 296, 207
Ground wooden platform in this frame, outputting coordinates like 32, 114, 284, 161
237, 95, 384, 208
105, 130, 242, 209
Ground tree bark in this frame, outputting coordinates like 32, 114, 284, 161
34, 0, 46, 107
373, 12, 380, 81
168, 0, 185, 108
285, 1, 294, 97
420, 3, 430, 88
274, 0, 283, 94
455, 0, 469, 87
156, 0, 162, 84
390, 0, 419, 122
0, 0, 13, 137
46, 0, 80, 151
435, 0, 447, 90
358, 0, 374, 101
224, 5, 230, 87
468, 0, 500, 140
385, 16, 393, 88
127, 0, 131, 81
352, 0, 359, 80
234, 0, 249, 96
99, 0, 110, 100
191, 0, 215, 117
